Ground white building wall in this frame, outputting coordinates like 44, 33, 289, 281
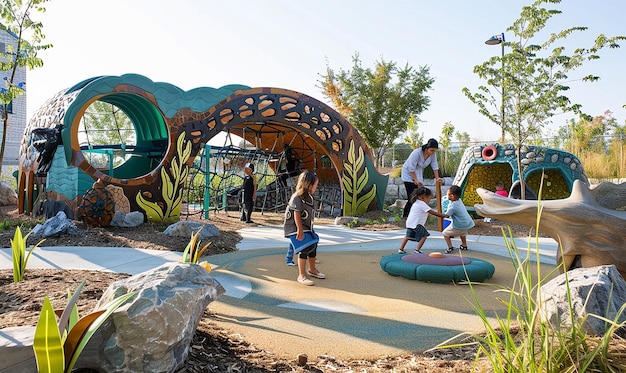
0, 29, 27, 166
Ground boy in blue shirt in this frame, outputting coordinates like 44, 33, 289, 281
443, 185, 475, 253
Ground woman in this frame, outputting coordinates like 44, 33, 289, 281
401, 138, 443, 218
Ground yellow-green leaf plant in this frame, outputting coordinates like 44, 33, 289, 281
11, 226, 45, 282
33, 280, 136, 373
180, 227, 212, 272
341, 139, 377, 216
136, 133, 192, 223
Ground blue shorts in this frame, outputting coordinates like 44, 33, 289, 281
405, 224, 430, 242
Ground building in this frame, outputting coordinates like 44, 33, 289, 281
0, 27, 27, 167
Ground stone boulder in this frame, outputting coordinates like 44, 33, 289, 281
540, 265, 626, 337
30, 211, 82, 238
110, 211, 145, 227
75, 262, 225, 372
0, 180, 17, 206
163, 221, 220, 239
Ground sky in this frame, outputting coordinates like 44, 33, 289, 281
24, 0, 626, 144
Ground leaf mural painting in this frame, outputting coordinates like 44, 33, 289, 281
341, 140, 377, 216
136, 133, 192, 223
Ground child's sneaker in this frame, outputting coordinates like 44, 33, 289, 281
414, 249, 423, 254
286, 261, 296, 266
445, 247, 455, 254
398, 249, 406, 254
459, 245, 468, 251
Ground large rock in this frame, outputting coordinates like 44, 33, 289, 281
75, 262, 225, 372
0, 180, 17, 206
30, 211, 82, 238
110, 211, 144, 227
540, 265, 626, 337
163, 221, 220, 239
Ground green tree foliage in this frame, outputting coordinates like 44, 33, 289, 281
462, 0, 625, 197
0, 0, 52, 175
319, 53, 434, 167
437, 122, 455, 177
403, 114, 423, 149
455, 131, 471, 148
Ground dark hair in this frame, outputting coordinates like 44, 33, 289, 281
410, 186, 432, 203
421, 138, 439, 151
245, 163, 255, 172
448, 185, 462, 197
295, 169, 318, 197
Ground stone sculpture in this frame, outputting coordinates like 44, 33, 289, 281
474, 180, 626, 278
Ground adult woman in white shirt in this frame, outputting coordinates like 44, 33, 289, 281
401, 138, 443, 217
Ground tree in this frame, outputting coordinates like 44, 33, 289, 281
0, 0, 51, 175
462, 0, 625, 198
403, 113, 423, 149
319, 53, 434, 168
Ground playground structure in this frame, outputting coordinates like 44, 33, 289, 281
444, 143, 588, 215
18, 74, 388, 223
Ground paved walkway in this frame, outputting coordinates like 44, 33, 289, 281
0, 225, 559, 360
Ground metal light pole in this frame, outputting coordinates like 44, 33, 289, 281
485, 33, 505, 143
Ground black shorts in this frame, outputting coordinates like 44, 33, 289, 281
298, 243, 317, 259
405, 224, 430, 242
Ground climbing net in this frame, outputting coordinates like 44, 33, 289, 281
180, 127, 342, 220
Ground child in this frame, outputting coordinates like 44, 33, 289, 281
240, 163, 257, 224
495, 181, 509, 197
398, 187, 449, 254
284, 170, 325, 285
443, 185, 475, 253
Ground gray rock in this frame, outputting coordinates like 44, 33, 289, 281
30, 211, 81, 238
163, 221, 220, 239
0, 180, 17, 206
39, 199, 74, 219
540, 265, 626, 337
334, 216, 368, 225
76, 262, 225, 372
110, 211, 145, 227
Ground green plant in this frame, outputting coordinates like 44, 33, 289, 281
441, 175, 626, 372
345, 218, 362, 229
0, 219, 10, 230
33, 280, 136, 373
11, 226, 44, 282
180, 228, 212, 272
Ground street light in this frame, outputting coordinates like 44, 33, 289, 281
485, 33, 505, 142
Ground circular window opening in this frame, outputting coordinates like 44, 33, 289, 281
77, 94, 168, 180
78, 101, 137, 170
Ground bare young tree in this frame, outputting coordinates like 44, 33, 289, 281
463, 0, 625, 198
